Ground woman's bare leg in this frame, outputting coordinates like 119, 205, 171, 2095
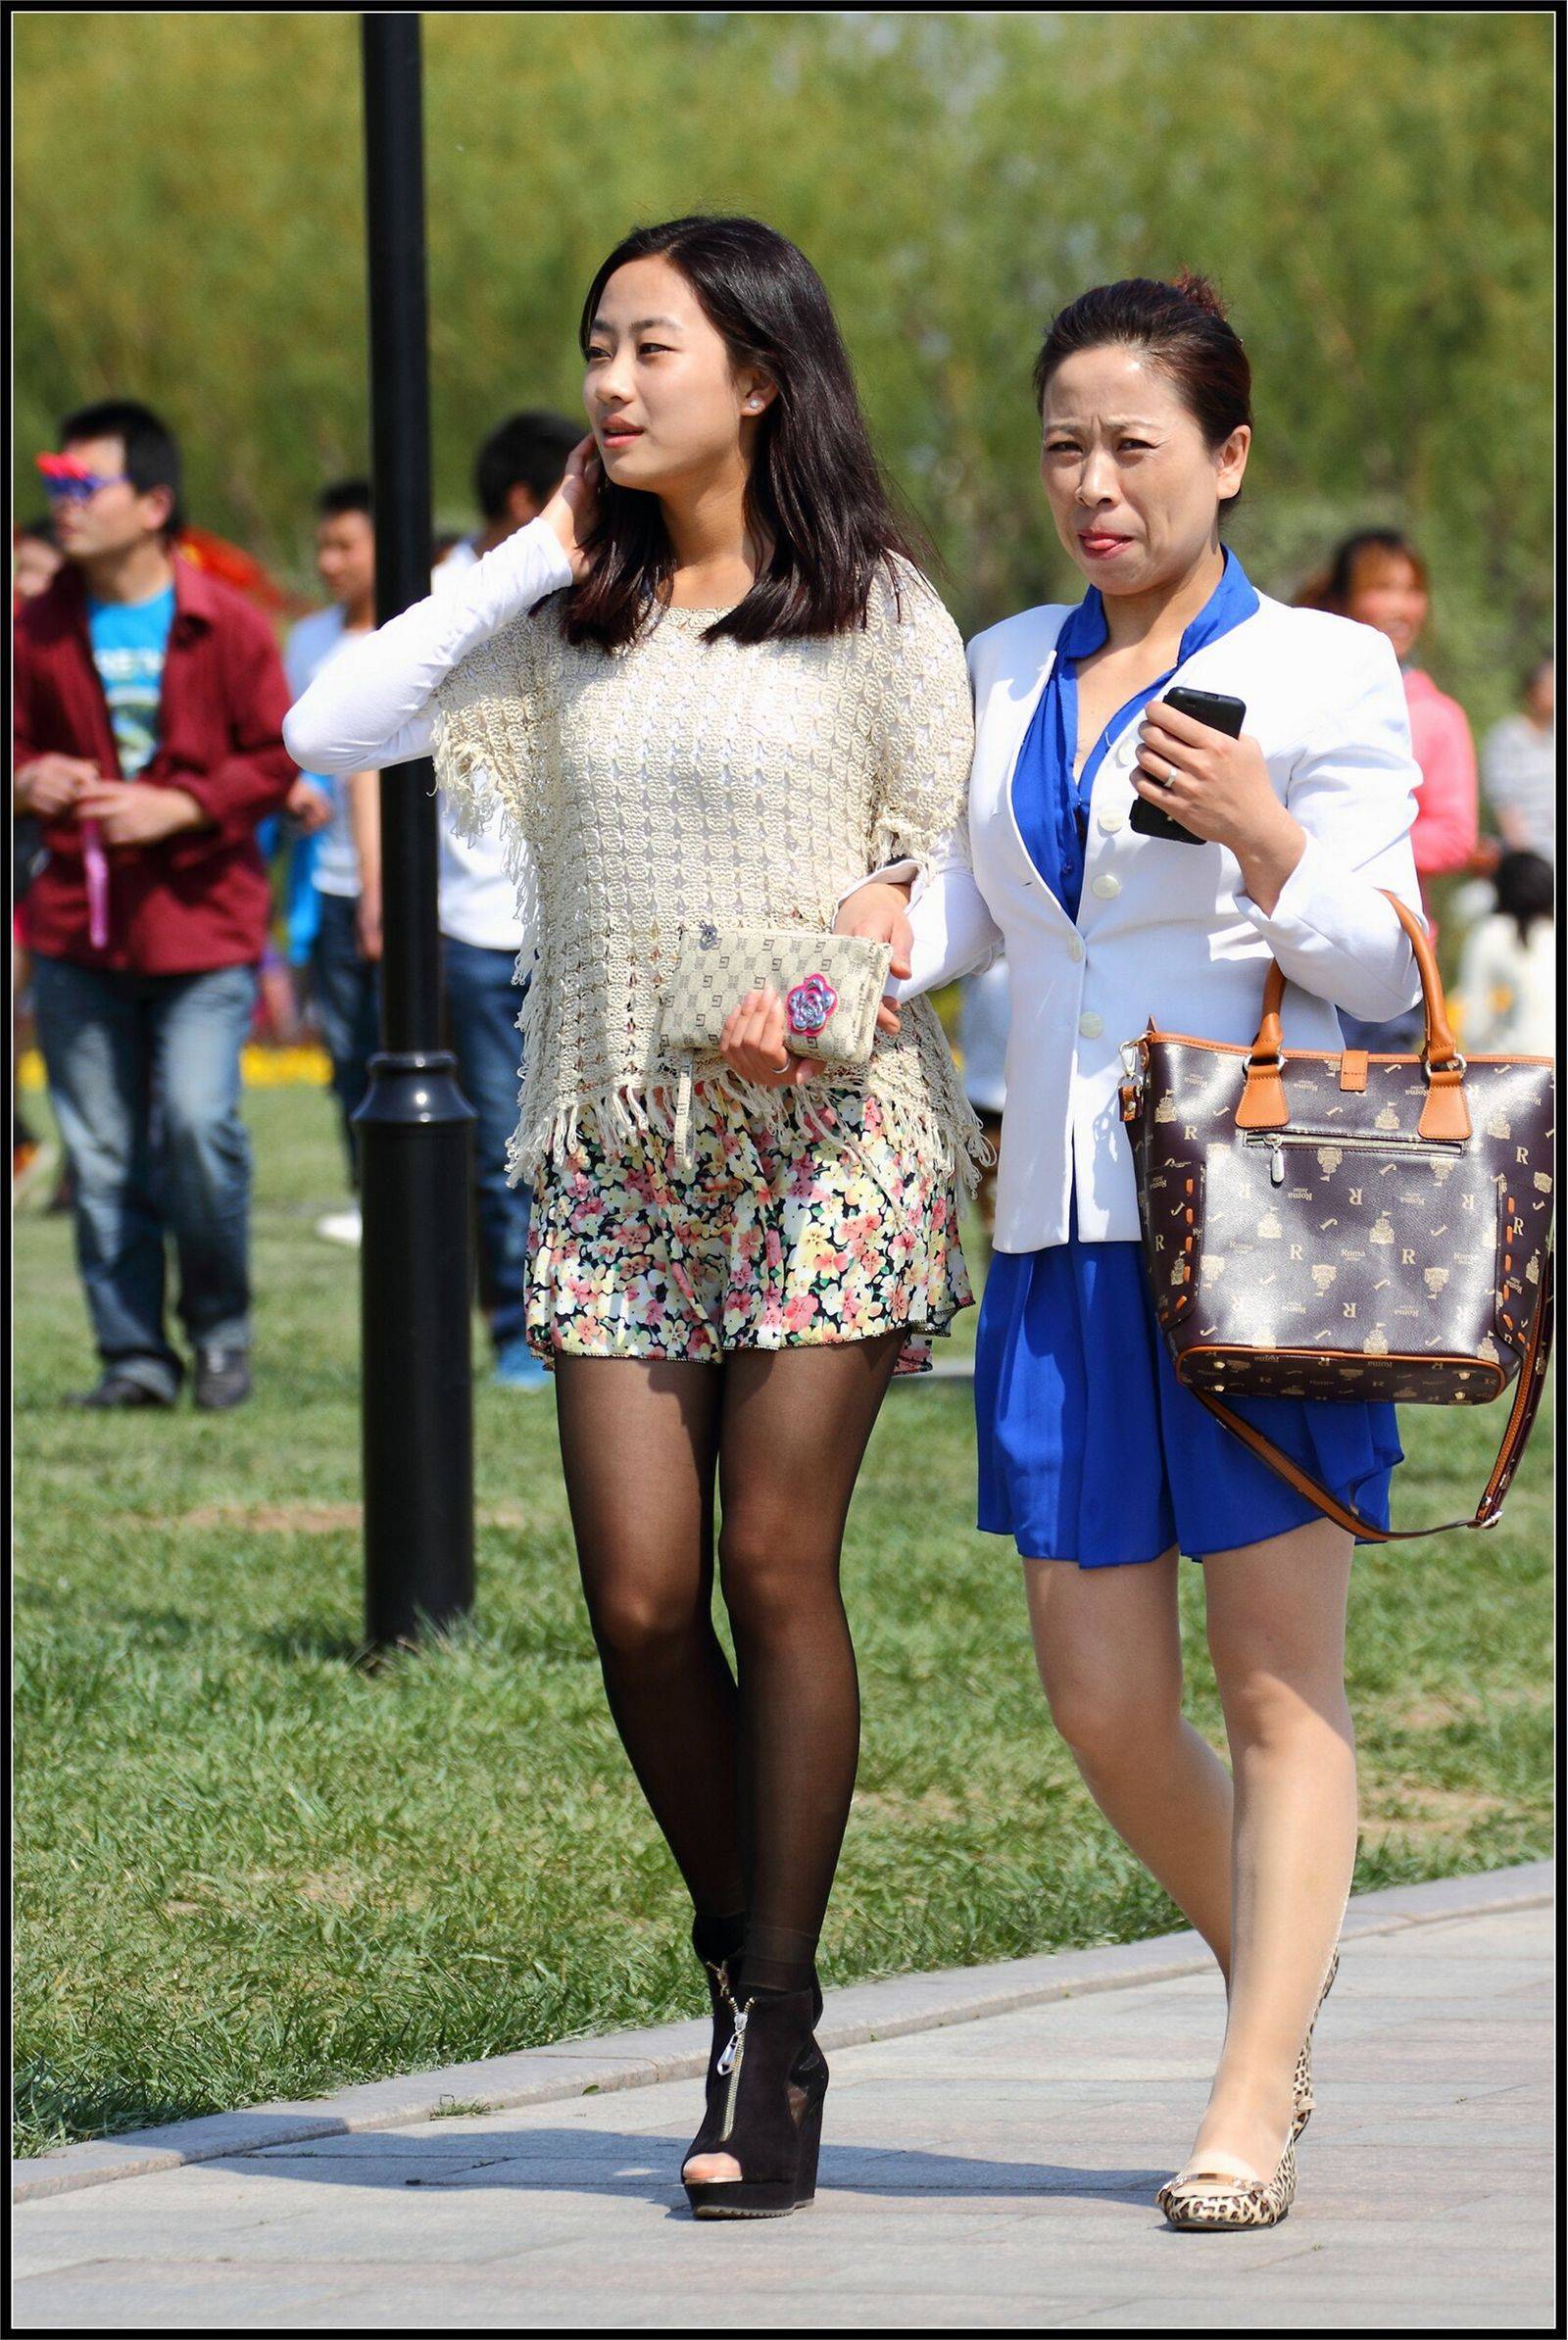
1024, 1549, 1236, 1969
1182, 1516, 1356, 2179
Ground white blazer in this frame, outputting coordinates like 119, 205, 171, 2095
894, 593, 1425, 1252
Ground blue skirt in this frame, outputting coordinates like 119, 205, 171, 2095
975, 1229, 1402, 1568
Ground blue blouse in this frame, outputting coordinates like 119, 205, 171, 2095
1010, 547, 1260, 920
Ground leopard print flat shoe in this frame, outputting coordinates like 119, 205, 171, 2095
1157, 2139, 1298, 2232
1291, 1947, 1340, 2140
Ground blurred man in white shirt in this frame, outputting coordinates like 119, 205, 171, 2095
283, 480, 380, 1248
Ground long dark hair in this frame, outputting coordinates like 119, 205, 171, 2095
1032, 272, 1252, 512
564, 216, 922, 652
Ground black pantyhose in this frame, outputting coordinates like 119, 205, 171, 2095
553, 1335, 903, 1993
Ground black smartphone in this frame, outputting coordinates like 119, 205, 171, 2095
1128, 686, 1248, 845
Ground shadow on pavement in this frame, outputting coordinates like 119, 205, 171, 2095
226, 2122, 1171, 2217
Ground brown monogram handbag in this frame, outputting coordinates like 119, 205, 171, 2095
1120, 892, 1554, 1538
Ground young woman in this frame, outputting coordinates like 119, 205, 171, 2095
284, 215, 981, 2218
1301, 530, 1480, 1040
854, 274, 1426, 2229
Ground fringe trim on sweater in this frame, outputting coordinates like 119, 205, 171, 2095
502, 1047, 992, 1202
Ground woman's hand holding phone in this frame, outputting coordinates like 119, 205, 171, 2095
1132, 691, 1304, 912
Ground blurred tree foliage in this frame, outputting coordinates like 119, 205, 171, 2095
15, 11, 1552, 726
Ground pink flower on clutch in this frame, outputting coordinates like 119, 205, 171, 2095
785, 973, 838, 1039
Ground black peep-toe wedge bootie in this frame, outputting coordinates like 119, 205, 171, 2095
681, 1934, 823, 2182
682, 1986, 828, 2219
681, 1943, 742, 2176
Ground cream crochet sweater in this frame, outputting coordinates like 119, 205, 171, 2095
286, 520, 983, 1191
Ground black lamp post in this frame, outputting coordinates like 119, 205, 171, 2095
356, 12, 476, 1646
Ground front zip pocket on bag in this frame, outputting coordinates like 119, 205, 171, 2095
1245, 1132, 1467, 1187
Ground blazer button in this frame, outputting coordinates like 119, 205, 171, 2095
1098, 804, 1126, 833
1091, 873, 1121, 900
1078, 1010, 1103, 1040
1068, 936, 1085, 963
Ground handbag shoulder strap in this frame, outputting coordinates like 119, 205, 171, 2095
1188, 1244, 1554, 1542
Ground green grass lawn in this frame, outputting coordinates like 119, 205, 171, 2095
13, 1079, 1554, 2158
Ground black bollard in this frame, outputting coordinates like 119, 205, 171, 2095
356, 13, 476, 1647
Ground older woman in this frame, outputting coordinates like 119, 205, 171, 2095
839, 274, 1424, 2229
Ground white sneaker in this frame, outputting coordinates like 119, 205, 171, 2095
315, 1207, 363, 1248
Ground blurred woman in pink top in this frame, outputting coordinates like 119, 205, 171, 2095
1299, 530, 1478, 1046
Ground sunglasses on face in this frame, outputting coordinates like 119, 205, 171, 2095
36, 454, 132, 502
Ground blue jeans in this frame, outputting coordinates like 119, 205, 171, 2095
311, 891, 381, 1184
443, 936, 533, 1349
32, 955, 258, 1395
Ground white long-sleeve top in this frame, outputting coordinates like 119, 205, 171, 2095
284, 520, 986, 1188
287, 524, 569, 964
426, 540, 526, 952
285, 517, 575, 779
884, 593, 1425, 1250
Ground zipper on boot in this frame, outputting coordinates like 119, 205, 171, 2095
716, 2003, 751, 2142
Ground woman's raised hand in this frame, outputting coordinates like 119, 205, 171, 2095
719, 990, 822, 1088
541, 436, 603, 581
833, 878, 911, 1035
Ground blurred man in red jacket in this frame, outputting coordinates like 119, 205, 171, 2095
14, 401, 295, 1410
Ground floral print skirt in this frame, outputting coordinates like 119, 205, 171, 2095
525, 1083, 972, 1375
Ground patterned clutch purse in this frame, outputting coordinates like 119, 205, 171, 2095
660, 924, 894, 1068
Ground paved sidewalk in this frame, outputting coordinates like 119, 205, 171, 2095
12, 1876, 1553, 2330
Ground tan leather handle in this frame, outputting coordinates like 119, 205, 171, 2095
1188, 1241, 1554, 1541
1237, 890, 1469, 1141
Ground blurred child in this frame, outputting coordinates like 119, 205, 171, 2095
1454, 851, 1554, 1055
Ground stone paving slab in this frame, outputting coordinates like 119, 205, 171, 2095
9, 1873, 1553, 2331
